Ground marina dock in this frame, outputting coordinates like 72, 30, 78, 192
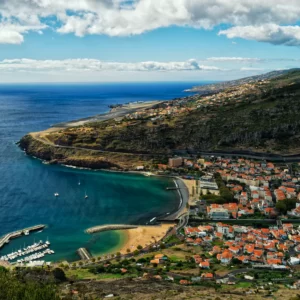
0, 225, 46, 249
77, 248, 92, 260
86, 224, 138, 234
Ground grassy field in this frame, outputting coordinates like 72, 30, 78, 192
66, 269, 130, 280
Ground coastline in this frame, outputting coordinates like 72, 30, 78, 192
113, 224, 175, 255
51, 100, 163, 130
18, 98, 187, 261
27, 157, 183, 260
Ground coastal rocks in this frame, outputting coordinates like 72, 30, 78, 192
19, 134, 153, 171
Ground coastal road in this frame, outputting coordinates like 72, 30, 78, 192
176, 213, 189, 232
160, 177, 189, 221
30, 133, 165, 157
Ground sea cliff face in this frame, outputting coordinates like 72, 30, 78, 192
19, 135, 153, 170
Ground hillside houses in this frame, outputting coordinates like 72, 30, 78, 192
199, 157, 300, 217
183, 223, 300, 268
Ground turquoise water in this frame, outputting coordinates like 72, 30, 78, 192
0, 82, 202, 261
1, 159, 177, 261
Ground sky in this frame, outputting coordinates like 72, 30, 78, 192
1, 0, 300, 83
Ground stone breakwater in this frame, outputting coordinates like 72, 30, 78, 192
86, 225, 138, 234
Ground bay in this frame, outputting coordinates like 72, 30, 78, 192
0, 82, 205, 261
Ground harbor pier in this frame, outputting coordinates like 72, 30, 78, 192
86, 224, 138, 234
77, 248, 92, 260
0, 225, 46, 249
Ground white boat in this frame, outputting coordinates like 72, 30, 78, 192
85, 190, 88, 199
24, 230, 29, 236
54, 193, 59, 197
78, 181, 81, 186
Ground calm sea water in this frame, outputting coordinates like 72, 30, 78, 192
0, 82, 205, 262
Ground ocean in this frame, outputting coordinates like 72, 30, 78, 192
0, 82, 205, 262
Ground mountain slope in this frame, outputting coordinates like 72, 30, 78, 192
20, 69, 300, 169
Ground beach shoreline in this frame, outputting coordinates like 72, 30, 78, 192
112, 224, 175, 255
19, 97, 188, 261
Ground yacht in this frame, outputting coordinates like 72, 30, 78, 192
54, 193, 59, 197
24, 230, 29, 236
85, 191, 88, 199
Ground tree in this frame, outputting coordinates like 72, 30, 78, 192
0, 269, 59, 300
52, 268, 67, 282
126, 248, 131, 253
232, 258, 242, 265
137, 245, 143, 250
276, 198, 297, 214
276, 201, 287, 214
160, 243, 166, 249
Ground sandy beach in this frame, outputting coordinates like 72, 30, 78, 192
116, 224, 175, 254
182, 179, 199, 205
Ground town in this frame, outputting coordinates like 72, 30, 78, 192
54, 155, 300, 298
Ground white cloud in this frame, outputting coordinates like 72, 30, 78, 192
0, 23, 46, 44
0, 58, 222, 72
207, 57, 261, 63
219, 24, 300, 46
0, 1, 300, 44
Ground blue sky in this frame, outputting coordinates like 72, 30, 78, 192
1, 0, 300, 82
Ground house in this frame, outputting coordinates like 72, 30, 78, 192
211, 246, 222, 255
228, 246, 240, 254
184, 227, 201, 237
236, 255, 249, 263
244, 244, 254, 254
274, 189, 286, 201
217, 250, 233, 264
208, 208, 230, 219
150, 259, 160, 265
266, 259, 282, 265
150, 254, 168, 265
289, 257, 300, 265
168, 157, 183, 168
199, 261, 210, 269
179, 279, 192, 285
185, 237, 194, 245
253, 249, 264, 258
154, 254, 168, 262
193, 238, 203, 245
201, 273, 214, 279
